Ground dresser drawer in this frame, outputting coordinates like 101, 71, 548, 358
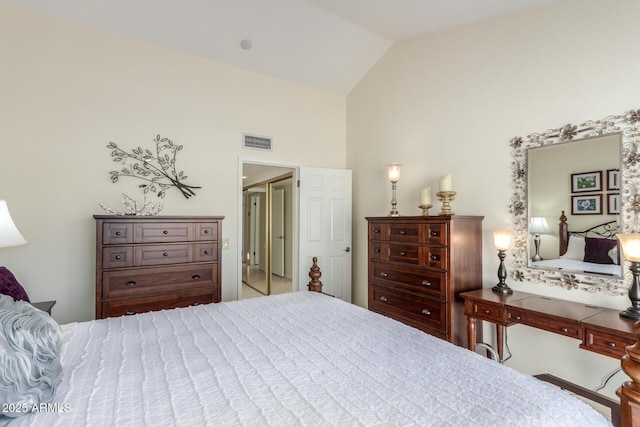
468, 300, 504, 323
388, 223, 420, 243
422, 246, 447, 270
135, 222, 193, 243
102, 222, 134, 245
196, 222, 218, 241
582, 327, 636, 359
371, 262, 446, 299
369, 242, 388, 260
388, 243, 419, 264
369, 285, 446, 334
507, 308, 581, 339
103, 246, 134, 268
103, 264, 216, 299
102, 290, 214, 318
195, 242, 218, 262
134, 243, 192, 266
425, 222, 447, 245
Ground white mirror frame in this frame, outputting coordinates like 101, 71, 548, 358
509, 108, 640, 295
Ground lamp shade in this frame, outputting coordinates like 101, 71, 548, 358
387, 164, 401, 182
0, 200, 27, 248
529, 217, 551, 235
493, 230, 512, 251
617, 234, 640, 262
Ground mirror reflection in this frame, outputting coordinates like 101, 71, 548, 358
527, 134, 622, 277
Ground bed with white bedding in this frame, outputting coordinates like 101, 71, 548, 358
3, 290, 610, 426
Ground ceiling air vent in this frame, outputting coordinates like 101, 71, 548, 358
243, 134, 273, 151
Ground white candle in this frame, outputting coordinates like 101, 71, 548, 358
439, 174, 452, 192
420, 187, 431, 205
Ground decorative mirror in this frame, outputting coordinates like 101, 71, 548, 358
509, 108, 640, 295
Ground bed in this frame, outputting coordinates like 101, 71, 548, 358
531, 211, 620, 276
0, 259, 622, 426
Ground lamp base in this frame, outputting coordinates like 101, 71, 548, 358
492, 284, 513, 295
621, 308, 640, 321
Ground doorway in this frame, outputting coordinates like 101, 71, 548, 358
241, 163, 295, 299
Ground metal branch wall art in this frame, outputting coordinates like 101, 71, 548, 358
107, 134, 201, 199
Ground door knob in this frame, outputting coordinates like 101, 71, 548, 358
343, 247, 351, 252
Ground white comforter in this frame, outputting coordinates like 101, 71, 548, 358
6, 292, 609, 426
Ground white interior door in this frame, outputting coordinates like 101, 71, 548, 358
299, 167, 352, 302
272, 188, 285, 277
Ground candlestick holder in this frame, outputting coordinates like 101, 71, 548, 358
436, 191, 456, 215
418, 204, 432, 216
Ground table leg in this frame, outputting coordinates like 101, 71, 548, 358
496, 324, 505, 362
467, 316, 477, 352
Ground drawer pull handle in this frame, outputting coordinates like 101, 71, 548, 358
203, 229, 210, 234
204, 250, 210, 255
115, 255, 122, 260
125, 281, 136, 287
191, 301, 201, 306
421, 309, 431, 315
374, 228, 380, 234
608, 342, 616, 348
400, 230, 406, 235
400, 251, 406, 256
484, 309, 491, 315
192, 274, 201, 280
515, 316, 521, 320
380, 296, 388, 302
163, 252, 169, 257
115, 231, 121, 236
125, 310, 136, 316
379, 272, 388, 278
373, 248, 380, 253
561, 327, 568, 333
431, 231, 438, 237
422, 280, 431, 286
431, 255, 438, 260
163, 230, 169, 235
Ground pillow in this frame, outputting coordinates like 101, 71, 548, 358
560, 235, 585, 260
608, 245, 620, 265
583, 237, 619, 265
0, 267, 30, 302
0, 293, 62, 418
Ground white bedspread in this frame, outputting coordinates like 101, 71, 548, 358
532, 258, 621, 276
6, 292, 609, 426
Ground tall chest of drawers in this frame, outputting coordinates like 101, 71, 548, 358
94, 215, 223, 319
366, 215, 483, 347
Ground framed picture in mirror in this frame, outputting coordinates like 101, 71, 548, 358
608, 193, 620, 215
571, 171, 602, 193
607, 169, 620, 191
571, 194, 602, 215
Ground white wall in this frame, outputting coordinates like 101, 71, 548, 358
347, 0, 640, 399
1, 4, 346, 323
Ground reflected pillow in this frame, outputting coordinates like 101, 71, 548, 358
0, 293, 62, 418
560, 235, 585, 260
583, 237, 618, 265
0, 267, 30, 302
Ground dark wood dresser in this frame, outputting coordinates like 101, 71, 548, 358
94, 215, 223, 319
366, 215, 483, 347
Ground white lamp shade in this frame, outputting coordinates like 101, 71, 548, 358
529, 217, 551, 235
387, 164, 401, 182
617, 234, 640, 262
493, 230, 512, 251
0, 200, 27, 248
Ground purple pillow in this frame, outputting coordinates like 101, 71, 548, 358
583, 238, 618, 265
0, 267, 30, 302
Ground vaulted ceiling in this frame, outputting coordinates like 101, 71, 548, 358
2, 0, 558, 95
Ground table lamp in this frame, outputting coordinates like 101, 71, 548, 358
492, 229, 513, 294
0, 200, 27, 249
617, 233, 640, 320
387, 164, 401, 217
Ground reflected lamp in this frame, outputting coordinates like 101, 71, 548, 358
529, 217, 551, 262
0, 200, 27, 249
617, 234, 640, 320
492, 230, 513, 295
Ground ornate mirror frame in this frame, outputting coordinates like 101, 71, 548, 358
509, 108, 640, 295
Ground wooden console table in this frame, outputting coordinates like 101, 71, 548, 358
461, 289, 637, 360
